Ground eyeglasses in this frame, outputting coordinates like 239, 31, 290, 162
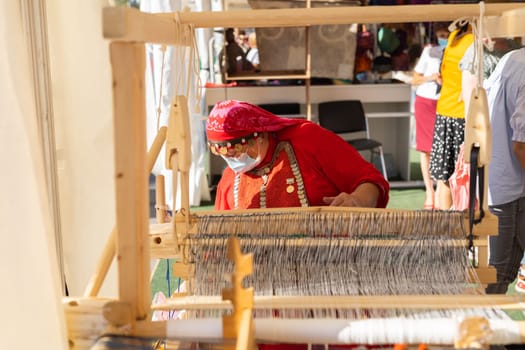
208, 132, 259, 157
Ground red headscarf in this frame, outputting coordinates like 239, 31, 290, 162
206, 100, 305, 141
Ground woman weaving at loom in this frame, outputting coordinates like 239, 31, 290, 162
203, 101, 428, 350
206, 100, 389, 210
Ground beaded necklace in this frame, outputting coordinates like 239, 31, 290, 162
233, 141, 308, 209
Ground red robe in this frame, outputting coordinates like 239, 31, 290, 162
215, 122, 389, 210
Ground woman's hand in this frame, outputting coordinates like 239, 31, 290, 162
323, 183, 380, 208
431, 73, 442, 85
323, 192, 360, 207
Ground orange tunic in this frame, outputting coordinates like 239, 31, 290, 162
226, 142, 307, 209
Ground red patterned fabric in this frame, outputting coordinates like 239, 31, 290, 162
206, 100, 306, 141
233, 147, 304, 208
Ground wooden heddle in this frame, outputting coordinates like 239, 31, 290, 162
63, 3, 525, 350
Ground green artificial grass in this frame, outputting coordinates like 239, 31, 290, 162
151, 258, 184, 299
387, 189, 425, 210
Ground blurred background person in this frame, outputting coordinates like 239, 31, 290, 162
460, 37, 521, 112
238, 29, 250, 52
411, 22, 450, 209
483, 47, 525, 294
245, 32, 260, 71
218, 28, 253, 83
446, 38, 521, 211
428, 22, 473, 210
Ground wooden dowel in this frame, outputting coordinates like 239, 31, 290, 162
170, 155, 180, 253
155, 175, 169, 223
83, 227, 118, 297
83, 126, 167, 297
153, 294, 525, 311
147, 126, 167, 173
165, 95, 192, 233
305, 26, 311, 121
237, 309, 256, 350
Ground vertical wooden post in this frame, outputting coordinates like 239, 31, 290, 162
155, 175, 169, 223
305, 0, 312, 121
110, 42, 151, 321
222, 236, 256, 350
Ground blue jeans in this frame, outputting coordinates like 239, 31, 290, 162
486, 197, 525, 294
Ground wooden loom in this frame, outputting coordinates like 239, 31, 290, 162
63, 3, 525, 350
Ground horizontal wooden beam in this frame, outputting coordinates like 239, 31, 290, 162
148, 207, 498, 259
155, 294, 525, 311
151, 235, 491, 261
485, 7, 525, 38
177, 3, 525, 28
103, 4, 525, 44
226, 70, 309, 81
64, 293, 525, 316
64, 296, 525, 345
103, 6, 193, 45
471, 266, 496, 285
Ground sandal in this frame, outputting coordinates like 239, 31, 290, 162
423, 203, 434, 210
515, 269, 525, 293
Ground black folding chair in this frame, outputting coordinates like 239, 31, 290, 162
258, 103, 301, 116
318, 100, 388, 180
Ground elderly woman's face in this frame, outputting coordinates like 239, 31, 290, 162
244, 134, 268, 159
209, 133, 270, 173
209, 132, 268, 160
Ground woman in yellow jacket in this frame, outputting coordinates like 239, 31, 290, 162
429, 26, 473, 210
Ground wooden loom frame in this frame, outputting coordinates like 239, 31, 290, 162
63, 3, 525, 349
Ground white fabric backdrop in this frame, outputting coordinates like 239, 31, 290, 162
46, 0, 118, 296
141, 0, 209, 210
0, 1, 68, 347
0, 1, 212, 344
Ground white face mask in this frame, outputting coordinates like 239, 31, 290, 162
222, 152, 262, 173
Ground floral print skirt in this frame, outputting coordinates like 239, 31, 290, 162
429, 114, 465, 181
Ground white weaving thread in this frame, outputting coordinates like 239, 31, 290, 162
155, 45, 167, 131
165, 316, 521, 345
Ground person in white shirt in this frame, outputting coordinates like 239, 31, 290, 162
411, 22, 450, 209
245, 32, 259, 70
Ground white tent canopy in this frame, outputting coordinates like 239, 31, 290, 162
1, 0, 210, 345
0, 2, 68, 348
